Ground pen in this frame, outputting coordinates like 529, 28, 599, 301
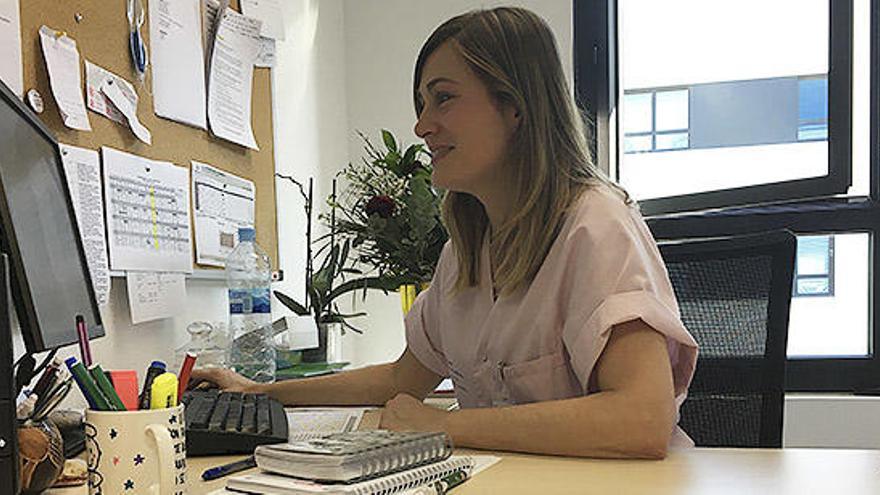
177, 352, 197, 400
139, 361, 167, 410
66, 357, 110, 410
32, 357, 60, 400
76, 315, 92, 367
89, 364, 127, 411
201, 455, 257, 481
31, 378, 72, 422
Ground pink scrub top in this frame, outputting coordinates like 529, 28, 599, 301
405, 185, 699, 447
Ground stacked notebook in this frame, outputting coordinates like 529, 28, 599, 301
226, 430, 474, 495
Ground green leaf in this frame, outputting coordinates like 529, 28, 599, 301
273, 290, 309, 316
337, 239, 351, 274
382, 129, 398, 153
326, 276, 403, 304
333, 312, 367, 318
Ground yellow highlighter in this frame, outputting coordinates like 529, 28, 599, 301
149, 372, 178, 409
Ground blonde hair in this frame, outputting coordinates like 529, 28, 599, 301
414, 7, 630, 295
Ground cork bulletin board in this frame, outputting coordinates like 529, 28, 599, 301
18, 0, 279, 269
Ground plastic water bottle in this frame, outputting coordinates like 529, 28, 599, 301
226, 228, 276, 382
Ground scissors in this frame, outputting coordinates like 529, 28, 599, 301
127, 0, 148, 78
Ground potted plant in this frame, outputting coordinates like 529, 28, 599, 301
273, 175, 402, 364
331, 130, 447, 314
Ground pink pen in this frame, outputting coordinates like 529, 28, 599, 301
76, 315, 92, 367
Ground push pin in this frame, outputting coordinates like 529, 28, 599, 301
74, 13, 83, 23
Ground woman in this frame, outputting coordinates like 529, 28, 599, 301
193, 7, 698, 459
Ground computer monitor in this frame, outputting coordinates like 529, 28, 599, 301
0, 80, 103, 352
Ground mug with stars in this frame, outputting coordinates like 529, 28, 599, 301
84, 404, 187, 495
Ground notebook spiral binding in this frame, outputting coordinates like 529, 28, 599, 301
353, 457, 473, 495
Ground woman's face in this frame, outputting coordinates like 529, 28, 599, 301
414, 42, 520, 195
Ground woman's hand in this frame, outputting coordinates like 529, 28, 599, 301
188, 367, 260, 393
380, 393, 450, 433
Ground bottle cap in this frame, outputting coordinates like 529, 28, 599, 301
238, 228, 255, 242
150, 360, 166, 369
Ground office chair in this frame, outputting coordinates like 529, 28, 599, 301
659, 230, 796, 448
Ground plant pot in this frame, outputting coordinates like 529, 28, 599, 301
301, 322, 344, 364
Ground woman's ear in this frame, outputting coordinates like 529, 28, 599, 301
503, 104, 522, 132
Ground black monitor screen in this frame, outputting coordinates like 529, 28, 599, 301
0, 82, 103, 351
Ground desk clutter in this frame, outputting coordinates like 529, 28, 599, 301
224, 431, 475, 495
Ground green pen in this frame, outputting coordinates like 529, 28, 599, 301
68, 359, 111, 411
89, 364, 126, 411
433, 468, 469, 494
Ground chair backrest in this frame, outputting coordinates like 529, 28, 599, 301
659, 231, 796, 448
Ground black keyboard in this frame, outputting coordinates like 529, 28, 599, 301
182, 389, 288, 456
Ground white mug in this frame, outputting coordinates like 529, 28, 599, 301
84, 404, 187, 495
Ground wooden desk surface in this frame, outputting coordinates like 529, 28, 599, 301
47, 447, 880, 494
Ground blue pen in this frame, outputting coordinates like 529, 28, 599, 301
202, 455, 257, 481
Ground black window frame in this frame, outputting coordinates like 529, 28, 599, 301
576, 0, 853, 216
574, 0, 880, 392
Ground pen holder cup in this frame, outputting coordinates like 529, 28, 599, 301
84, 404, 187, 495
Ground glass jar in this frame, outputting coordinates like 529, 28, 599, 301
174, 321, 227, 371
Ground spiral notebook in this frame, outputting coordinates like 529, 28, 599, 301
254, 431, 453, 482
226, 456, 474, 495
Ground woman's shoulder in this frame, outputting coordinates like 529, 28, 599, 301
564, 182, 640, 240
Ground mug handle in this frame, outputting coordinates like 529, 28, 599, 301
145, 424, 176, 494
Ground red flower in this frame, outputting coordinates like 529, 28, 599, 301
365, 195, 395, 218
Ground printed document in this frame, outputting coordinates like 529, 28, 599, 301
207, 8, 261, 149
0, 0, 22, 97
203, 0, 229, 67
102, 147, 193, 273
255, 37, 275, 68
59, 144, 110, 306
191, 161, 255, 267
38, 26, 91, 131
150, 0, 207, 129
85, 61, 151, 144
126, 271, 187, 324
241, 0, 285, 40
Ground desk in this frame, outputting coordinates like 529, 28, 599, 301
46, 447, 880, 494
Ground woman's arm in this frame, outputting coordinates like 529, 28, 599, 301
380, 319, 676, 459
190, 348, 443, 407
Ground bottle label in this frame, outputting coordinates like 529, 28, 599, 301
228, 288, 271, 314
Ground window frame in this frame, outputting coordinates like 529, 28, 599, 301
574, 0, 880, 392
576, 0, 853, 216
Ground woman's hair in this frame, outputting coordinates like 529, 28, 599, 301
413, 7, 630, 295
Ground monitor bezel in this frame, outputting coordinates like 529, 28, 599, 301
0, 80, 104, 352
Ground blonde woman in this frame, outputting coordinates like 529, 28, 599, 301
193, 7, 698, 459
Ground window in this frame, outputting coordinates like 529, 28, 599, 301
580, 0, 851, 215
793, 235, 834, 297
574, 0, 878, 391
798, 77, 829, 141
623, 89, 689, 153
